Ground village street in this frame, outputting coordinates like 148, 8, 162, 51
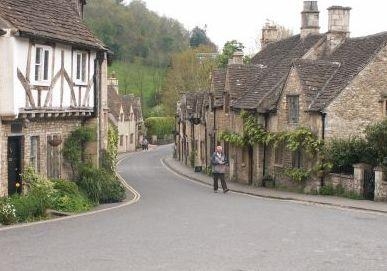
0, 145, 387, 271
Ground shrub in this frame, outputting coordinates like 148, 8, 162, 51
144, 117, 174, 138
323, 137, 376, 173
284, 168, 311, 183
78, 166, 126, 204
0, 198, 17, 225
365, 119, 387, 164
51, 180, 92, 213
10, 193, 48, 222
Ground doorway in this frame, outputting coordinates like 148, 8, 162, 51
8, 136, 22, 195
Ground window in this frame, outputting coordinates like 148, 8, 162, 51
34, 45, 52, 84
292, 150, 302, 168
130, 134, 134, 144
74, 51, 88, 84
30, 136, 40, 171
120, 135, 124, 146
275, 143, 284, 165
287, 95, 299, 123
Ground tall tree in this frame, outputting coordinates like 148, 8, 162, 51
189, 26, 216, 49
161, 45, 217, 115
216, 40, 244, 68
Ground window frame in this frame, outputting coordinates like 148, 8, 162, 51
73, 50, 89, 85
33, 45, 52, 86
287, 95, 300, 124
30, 136, 40, 171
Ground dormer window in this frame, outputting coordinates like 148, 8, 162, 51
74, 50, 88, 85
33, 45, 52, 85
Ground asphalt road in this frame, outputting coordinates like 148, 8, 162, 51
1, 145, 387, 271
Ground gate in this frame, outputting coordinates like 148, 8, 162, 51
363, 169, 375, 200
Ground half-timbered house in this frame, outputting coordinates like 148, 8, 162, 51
0, 0, 108, 195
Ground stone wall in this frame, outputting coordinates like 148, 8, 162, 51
0, 118, 91, 196
325, 173, 356, 192
325, 44, 387, 139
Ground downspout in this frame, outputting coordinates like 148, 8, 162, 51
262, 113, 268, 180
204, 116, 208, 169
320, 112, 326, 187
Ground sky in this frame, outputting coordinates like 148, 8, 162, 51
125, 0, 387, 55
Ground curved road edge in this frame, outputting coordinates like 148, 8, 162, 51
161, 156, 387, 216
0, 153, 141, 232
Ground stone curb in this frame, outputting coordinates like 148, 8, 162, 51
161, 157, 387, 215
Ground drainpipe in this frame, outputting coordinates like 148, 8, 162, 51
262, 113, 268, 180
320, 112, 326, 187
204, 116, 208, 169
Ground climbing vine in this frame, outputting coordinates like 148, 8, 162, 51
102, 125, 118, 173
218, 111, 324, 155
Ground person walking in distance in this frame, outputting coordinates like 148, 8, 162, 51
211, 145, 229, 193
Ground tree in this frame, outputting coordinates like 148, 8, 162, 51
216, 40, 244, 68
161, 45, 217, 115
189, 26, 216, 49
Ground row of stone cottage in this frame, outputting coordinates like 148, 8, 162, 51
175, 1, 387, 200
0, 0, 142, 196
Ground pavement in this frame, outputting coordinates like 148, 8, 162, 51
162, 154, 387, 214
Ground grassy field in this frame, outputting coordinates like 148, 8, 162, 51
108, 61, 166, 116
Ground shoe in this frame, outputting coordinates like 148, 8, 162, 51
214, 190, 218, 193
223, 189, 229, 193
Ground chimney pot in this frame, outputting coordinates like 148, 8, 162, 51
301, 1, 320, 38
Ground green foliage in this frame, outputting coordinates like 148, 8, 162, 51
189, 26, 216, 49
0, 198, 17, 225
284, 168, 311, 183
217, 40, 245, 68
220, 111, 322, 156
324, 137, 376, 173
109, 61, 166, 115
144, 117, 174, 137
85, 0, 190, 66
319, 184, 363, 200
365, 119, 387, 164
62, 126, 95, 176
102, 126, 118, 173
51, 180, 92, 213
78, 166, 126, 204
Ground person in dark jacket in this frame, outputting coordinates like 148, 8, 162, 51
211, 145, 229, 193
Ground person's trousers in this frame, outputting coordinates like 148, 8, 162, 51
213, 173, 227, 191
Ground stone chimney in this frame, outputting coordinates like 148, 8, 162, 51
300, 1, 320, 38
261, 22, 279, 48
327, 6, 351, 52
108, 71, 119, 94
228, 51, 244, 65
71, 0, 87, 18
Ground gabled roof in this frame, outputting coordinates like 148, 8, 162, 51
0, 0, 106, 50
211, 69, 226, 108
233, 34, 324, 110
293, 59, 340, 107
122, 94, 143, 122
107, 85, 122, 120
309, 32, 387, 111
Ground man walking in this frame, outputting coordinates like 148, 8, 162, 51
211, 145, 229, 193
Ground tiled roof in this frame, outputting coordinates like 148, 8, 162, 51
293, 59, 340, 107
0, 0, 105, 50
233, 34, 324, 110
211, 69, 226, 108
309, 32, 387, 111
107, 85, 122, 120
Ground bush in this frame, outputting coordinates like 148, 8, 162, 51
51, 180, 92, 213
78, 166, 126, 204
144, 117, 174, 138
0, 198, 17, 225
10, 193, 48, 222
324, 137, 377, 173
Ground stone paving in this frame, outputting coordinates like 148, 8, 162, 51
163, 155, 387, 214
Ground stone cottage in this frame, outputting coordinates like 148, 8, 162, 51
107, 75, 143, 153
176, 1, 387, 199
0, 0, 109, 195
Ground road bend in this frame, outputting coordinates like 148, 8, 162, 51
0, 145, 387, 271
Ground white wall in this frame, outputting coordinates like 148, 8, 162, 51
2, 35, 98, 117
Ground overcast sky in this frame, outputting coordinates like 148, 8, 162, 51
125, 0, 387, 54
